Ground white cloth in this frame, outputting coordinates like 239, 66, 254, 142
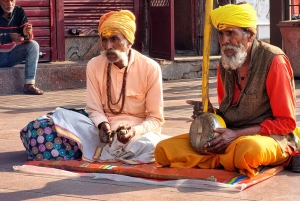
52, 108, 168, 164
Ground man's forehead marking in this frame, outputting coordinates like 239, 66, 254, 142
217, 24, 237, 31
101, 29, 121, 38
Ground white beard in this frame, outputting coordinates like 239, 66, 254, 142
220, 43, 247, 70
101, 49, 129, 67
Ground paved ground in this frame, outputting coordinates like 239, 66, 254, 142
1, 77, 300, 201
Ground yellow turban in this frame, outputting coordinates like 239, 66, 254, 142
211, 3, 257, 30
98, 10, 136, 44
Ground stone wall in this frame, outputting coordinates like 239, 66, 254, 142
159, 56, 221, 81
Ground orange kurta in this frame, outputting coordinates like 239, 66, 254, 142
86, 49, 164, 136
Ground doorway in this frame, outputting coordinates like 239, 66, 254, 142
174, 0, 196, 56
148, 0, 198, 60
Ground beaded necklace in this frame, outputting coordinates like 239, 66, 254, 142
106, 51, 130, 114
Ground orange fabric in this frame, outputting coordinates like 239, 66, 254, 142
155, 133, 289, 177
98, 11, 116, 28
24, 160, 238, 182
217, 55, 296, 135
86, 49, 164, 136
154, 133, 219, 169
98, 10, 136, 44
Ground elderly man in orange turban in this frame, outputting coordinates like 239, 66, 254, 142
21, 10, 165, 163
60, 10, 165, 163
154, 2, 299, 177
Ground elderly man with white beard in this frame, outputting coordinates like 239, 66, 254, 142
20, 10, 165, 163
154, 2, 299, 177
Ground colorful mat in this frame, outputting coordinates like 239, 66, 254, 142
13, 160, 284, 191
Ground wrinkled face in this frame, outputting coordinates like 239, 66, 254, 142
100, 29, 132, 66
1, 0, 15, 13
220, 43, 247, 70
218, 26, 251, 70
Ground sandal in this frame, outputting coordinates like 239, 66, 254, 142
23, 84, 44, 95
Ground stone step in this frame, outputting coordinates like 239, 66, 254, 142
0, 56, 221, 95
0, 61, 87, 95
159, 55, 220, 80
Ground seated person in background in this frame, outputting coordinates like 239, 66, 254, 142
0, 0, 43, 95
155, 2, 299, 177
20, 10, 165, 163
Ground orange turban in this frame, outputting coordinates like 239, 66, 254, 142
98, 10, 136, 44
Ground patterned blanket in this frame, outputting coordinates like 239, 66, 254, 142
13, 160, 284, 191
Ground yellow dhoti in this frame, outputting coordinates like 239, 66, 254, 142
154, 133, 290, 177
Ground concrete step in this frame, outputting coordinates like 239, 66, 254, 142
0, 56, 221, 94
160, 55, 220, 80
0, 61, 87, 94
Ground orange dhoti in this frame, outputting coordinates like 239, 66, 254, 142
154, 133, 290, 177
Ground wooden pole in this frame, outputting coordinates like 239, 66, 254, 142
202, 0, 213, 112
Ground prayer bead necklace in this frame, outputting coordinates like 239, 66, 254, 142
106, 63, 127, 115
106, 50, 131, 115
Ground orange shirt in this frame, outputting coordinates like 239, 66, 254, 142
217, 55, 296, 135
86, 49, 164, 136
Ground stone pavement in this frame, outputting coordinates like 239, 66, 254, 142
1, 77, 300, 201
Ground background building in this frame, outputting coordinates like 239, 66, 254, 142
17, 0, 299, 62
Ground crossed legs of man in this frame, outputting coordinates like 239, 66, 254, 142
155, 133, 290, 177
0, 40, 43, 95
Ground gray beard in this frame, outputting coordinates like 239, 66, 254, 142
220, 43, 247, 70
101, 49, 129, 67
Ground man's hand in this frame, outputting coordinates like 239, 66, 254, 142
117, 124, 135, 144
186, 100, 214, 119
23, 23, 32, 37
10, 33, 24, 42
99, 122, 112, 143
203, 128, 237, 154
